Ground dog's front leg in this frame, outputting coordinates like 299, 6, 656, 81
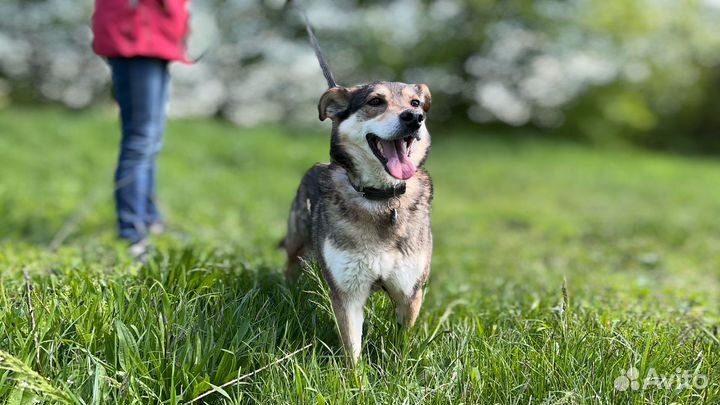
399, 287, 424, 328
385, 283, 424, 328
385, 257, 430, 328
330, 290, 369, 365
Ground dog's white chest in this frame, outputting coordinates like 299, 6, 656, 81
322, 238, 426, 297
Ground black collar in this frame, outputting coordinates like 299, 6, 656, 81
352, 182, 407, 200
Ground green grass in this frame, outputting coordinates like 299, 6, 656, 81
0, 107, 719, 404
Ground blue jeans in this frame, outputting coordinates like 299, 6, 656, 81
109, 57, 169, 243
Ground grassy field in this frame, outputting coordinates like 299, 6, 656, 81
0, 107, 719, 404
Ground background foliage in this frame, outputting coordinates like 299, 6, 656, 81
0, 0, 719, 150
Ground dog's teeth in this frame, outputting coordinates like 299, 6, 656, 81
406, 138, 413, 156
378, 141, 383, 153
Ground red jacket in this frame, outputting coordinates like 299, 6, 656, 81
92, 0, 190, 62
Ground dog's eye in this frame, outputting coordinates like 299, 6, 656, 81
367, 97, 385, 107
410, 100, 421, 108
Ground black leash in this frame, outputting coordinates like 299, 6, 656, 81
285, 0, 338, 88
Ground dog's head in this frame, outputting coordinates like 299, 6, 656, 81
318, 81, 432, 185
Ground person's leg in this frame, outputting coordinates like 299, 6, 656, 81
109, 57, 169, 244
146, 165, 160, 228
145, 61, 169, 229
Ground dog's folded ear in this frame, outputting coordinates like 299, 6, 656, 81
415, 84, 432, 112
318, 87, 352, 121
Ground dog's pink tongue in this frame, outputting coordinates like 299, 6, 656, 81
381, 139, 416, 180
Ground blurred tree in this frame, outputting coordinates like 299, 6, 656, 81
0, 0, 718, 151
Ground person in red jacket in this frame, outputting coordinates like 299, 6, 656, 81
92, 0, 190, 259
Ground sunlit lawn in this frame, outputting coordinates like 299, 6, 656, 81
0, 107, 719, 404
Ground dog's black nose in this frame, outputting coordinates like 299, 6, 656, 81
400, 110, 424, 129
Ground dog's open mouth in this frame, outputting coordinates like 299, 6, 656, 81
366, 133, 417, 180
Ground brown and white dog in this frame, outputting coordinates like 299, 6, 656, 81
282, 81, 433, 364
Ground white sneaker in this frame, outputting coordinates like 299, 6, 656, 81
149, 222, 165, 235
128, 239, 150, 262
